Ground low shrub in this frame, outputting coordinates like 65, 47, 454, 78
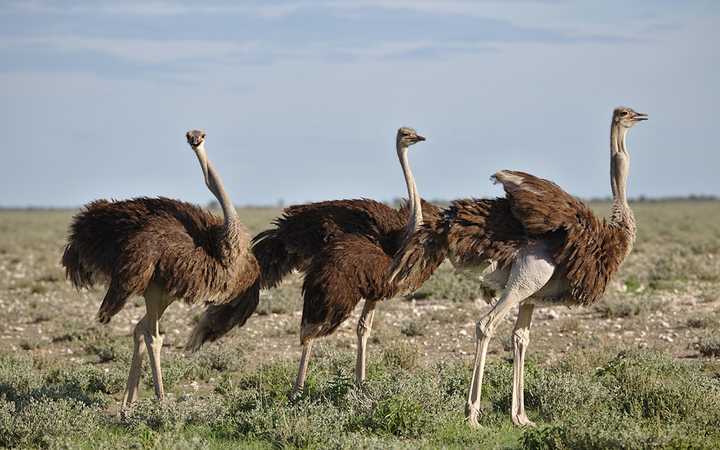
0, 396, 100, 448
121, 396, 226, 432
381, 342, 422, 371
698, 335, 720, 357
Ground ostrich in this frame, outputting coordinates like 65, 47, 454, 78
389, 107, 647, 427
61, 130, 259, 407
188, 127, 440, 395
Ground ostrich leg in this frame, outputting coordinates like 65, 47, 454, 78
465, 249, 554, 427
292, 339, 314, 398
355, 300, 377, 384
122, 316, 147, 407
511, 302, 535, 427
465, 291, 523, 427
142, 284, 174, 401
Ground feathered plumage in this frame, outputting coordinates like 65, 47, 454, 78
492, 170, 634, 304
61, 130, 260, 407
392, 170, 635, 306
62, 197, 259, 323
188, 198, 440, 347
192, 127, 436, 395
390, 107, 646, 428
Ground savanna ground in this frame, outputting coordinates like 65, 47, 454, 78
1, 201, 720, 449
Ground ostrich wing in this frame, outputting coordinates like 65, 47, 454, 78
263, 199, 403, 252
444, 198, 526, 270
492, 170, 631, 304
301, 234, 397, 341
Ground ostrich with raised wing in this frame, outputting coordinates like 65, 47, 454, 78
389, 107, 647, 426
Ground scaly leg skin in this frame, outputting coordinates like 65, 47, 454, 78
511, 302, 536, 427
465, 293, 522, 428
142, 285, 173, 401
291, 339, 314, 400
465, 247, 555, 428
355, 300, 377, 385
122, 316, 147, 409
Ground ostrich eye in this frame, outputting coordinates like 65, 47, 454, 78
201, 134, 205, 138
620, 111, 628, 117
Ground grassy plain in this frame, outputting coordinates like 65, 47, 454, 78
0, 201, 719, 449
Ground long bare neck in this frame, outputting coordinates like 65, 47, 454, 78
397, 143, 422, 241
198, 147, 240, 242
609, 123, 636, 237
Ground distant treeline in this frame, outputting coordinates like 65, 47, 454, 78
1, 195, 718, 212
390, 195, 719, 208
583, 195, 719, 203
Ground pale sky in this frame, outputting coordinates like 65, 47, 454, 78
1, 0, 718, 207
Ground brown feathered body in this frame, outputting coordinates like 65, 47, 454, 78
392, 170, 635, 306
62, 197, 259, 323
189, 198, 441, 348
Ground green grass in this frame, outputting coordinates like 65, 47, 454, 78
0, 348, 719, 449
2, 201, 720, 448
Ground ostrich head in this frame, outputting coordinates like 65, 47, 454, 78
186, 129, 210, 187
396, 127, 426, 149
613, 107, 648, 129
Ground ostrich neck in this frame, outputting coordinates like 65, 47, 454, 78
397, 144, 422, 241
609, 124, 636, 239
205, 158, 241, 240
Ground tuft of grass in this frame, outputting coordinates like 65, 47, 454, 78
623, 275, 644, 294
687, 316, 719, 329
186, 346, 245, 382
697, 335, 720, 357
400, 319, 427, 337
381, 342, 422, 371
594, 295, 666, 319
86, 340, 129, 363
19, 338, 43, 351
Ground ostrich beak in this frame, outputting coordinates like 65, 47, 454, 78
415, 135, 426, 142
634, 112, 648, 121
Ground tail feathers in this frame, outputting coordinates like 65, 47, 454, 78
186, 226, 295, 351
252, 228, 300, 289
97, 279, 132, 324
388, 220, 448, 295
186, 280, 261, 352
61, 243, 94, 289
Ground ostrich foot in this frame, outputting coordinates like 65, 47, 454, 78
512, 413, 536, 427
465, 403, 481, 428
288, 386, 305, 403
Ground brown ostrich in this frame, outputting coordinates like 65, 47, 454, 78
389, 107, 647, 427
188, 127, 440, 395
61, 130, 259, 407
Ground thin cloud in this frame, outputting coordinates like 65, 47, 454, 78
0, 36, 257, 65
2, 0, 305, 18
